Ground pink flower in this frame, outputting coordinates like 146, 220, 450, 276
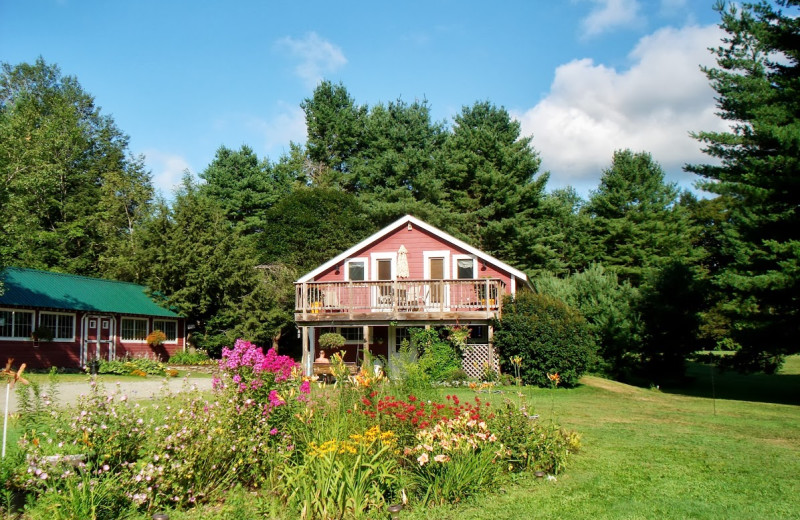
300, 380, 311, 394
417, 453, 429, 466
269, 428, 278, 435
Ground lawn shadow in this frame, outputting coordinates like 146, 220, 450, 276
658, 358, 800, 406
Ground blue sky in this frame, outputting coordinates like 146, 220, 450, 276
1, 0, 726, 198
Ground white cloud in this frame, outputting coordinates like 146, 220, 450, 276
245, 103, 308, 160
513, 24, 729, 193
142, 150, 191, 196
580, 0, 643, 37
275, 32, 347, 88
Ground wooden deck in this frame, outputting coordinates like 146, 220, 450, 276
295, 279, 505, 324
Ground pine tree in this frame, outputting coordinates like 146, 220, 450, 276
686, 0, 800, 371
585, 149, 694, 286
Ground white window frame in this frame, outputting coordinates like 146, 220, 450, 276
344, 257, 368, 282
38, 311, 76, 342
120, 317, 149, 342
453, 254, 477, 280
152, 319, 179, 344
338, 326, 365, 344
423, 251, 451, 280
0, 308, 35, 340
370, 252, 396, 281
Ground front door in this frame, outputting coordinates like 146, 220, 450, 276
84, 315, 115, 365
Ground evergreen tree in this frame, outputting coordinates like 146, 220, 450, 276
584, 149, 694, 286
199, 145, 295, 234
686, 1, 800, 371
439, 101, 548, 261
301, 80, 367, 184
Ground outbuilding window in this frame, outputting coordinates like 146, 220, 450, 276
0, 309, 33, 339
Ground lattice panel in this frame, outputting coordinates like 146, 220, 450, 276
461, 343, 499, 379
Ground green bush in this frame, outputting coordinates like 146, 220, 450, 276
98, 356, 167, 376
413, 328, 462, 382
439, 367, 469, 382
494, 292, 596, 387
168, 349, 212, 365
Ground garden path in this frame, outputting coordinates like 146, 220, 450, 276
5, 376, 214, 413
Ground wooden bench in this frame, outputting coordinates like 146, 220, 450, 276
313, 362, 359, 382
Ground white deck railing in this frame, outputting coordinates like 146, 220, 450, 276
295, 279, 505, 314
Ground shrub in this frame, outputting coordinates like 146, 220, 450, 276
412, 328, 462, 382
168, 349, 212, 365
318, 332, 346, 352
494, 292, 596, 387
439, 368, 469, 382
97, 356, 166, 376
488, 399, 580, 473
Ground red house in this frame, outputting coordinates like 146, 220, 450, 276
295, 215, 530, 377
0, 267, 186, 369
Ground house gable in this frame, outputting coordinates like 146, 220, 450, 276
296, 215, 530, 289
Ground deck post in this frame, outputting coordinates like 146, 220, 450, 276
301, 326, 310, 376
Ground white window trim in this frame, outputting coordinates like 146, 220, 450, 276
322, 326, 364, 345
120, 317, 149, 342
344, 257, 368, 282
152, 319, 179, 344
452, 254, 477, 280
423, 251, 451, 280
38, 311, 76, 342
370, 252, 396, 281
0, 308, 35, 341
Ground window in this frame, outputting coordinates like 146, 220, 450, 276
39, 312, 75, 340
121, 318, 148, 341
395, 327, 411, 347
153, 320, 178, 342
0, 309, 34, 339
468, 325, 489, 343
339, 327, 364, 343
457, 258, 475, 279
346, 259, 366, 281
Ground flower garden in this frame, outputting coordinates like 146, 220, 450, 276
1, 340, 579, 519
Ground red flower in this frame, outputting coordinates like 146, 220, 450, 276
408, 395, 417, 402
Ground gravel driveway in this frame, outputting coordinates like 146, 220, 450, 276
4, 376, 214, 413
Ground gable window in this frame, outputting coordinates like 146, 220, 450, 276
39, 312, 75, 341
345, 259, 366, 281
153, 319, 178, 342
0, 309, 34, 339
456, 258, 475, 279
121, 317, 148, 341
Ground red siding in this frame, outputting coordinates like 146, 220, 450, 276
0, 307, 185, 369
314, 225, 514, 292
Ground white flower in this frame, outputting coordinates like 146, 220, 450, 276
417, 453, 429, 466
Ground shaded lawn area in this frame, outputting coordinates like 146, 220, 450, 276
406, 373, 800, 520
659, 354, 800, 406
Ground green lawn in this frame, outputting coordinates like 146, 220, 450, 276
5, 359, 799, 519
403, 361, 800, 519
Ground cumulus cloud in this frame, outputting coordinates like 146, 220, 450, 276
142, 150, 191, 196
580, 0, 643, 37
275, 32, 347, 88
513, 24, 729, 193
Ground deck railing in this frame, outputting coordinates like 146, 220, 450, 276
295, 279, 505, 315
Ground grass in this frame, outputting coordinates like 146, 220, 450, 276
4, 357, 799, 519
402, 360, 800, 519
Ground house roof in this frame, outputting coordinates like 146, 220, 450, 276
296, 214, 531, 287
0, 267, 180, 317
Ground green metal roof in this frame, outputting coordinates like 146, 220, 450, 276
0, 267, 180, 317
